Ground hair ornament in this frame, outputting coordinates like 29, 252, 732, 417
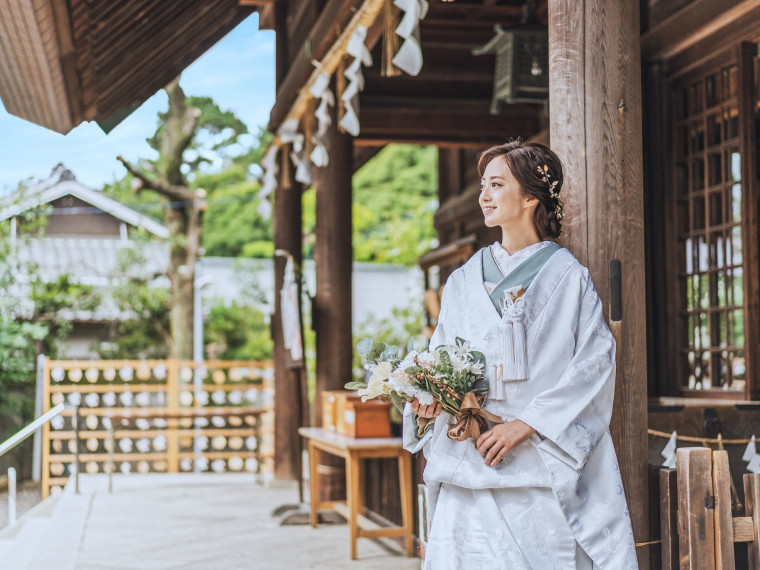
536, 165, 559, 199
537, 164, 563, 220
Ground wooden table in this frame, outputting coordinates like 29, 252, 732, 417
298, 427, 414, 559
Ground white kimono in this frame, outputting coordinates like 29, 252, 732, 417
404, 244, 638, 570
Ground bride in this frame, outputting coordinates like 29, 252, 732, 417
404, 140, 638, 569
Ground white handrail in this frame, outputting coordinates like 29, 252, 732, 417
0, 403, 66, 458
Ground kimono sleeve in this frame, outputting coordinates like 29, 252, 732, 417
517, 270, 616, 470
402, 279, 453, 455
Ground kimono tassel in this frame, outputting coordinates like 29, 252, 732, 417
490, 298, 529, 400
509, 320, 529, 380
500, 320, 528, 381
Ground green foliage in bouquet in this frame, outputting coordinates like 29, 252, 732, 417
345, 336, 487, 417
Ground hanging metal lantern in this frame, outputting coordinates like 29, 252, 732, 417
475, 23, 549, 112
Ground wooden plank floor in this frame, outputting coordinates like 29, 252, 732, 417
39, 474, 421, 569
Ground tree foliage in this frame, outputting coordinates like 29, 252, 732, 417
0, 206, 98, 442
205, 302, 272, 361
303, 144, 438, 265
97, 244, 171, 359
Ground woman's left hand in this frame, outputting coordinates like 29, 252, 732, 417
476, 420, 536, 467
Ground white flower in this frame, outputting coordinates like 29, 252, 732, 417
448, 351, 468, 372
388, 370, 412, 391
387, 370, 435, 406
357, 361, 393, 401
416, 350, 438, 368
453, 340, 471, 358
370, 361, 393, 382
397, 351, 418, 371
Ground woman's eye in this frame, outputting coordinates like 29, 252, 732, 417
492, 182, 500, 188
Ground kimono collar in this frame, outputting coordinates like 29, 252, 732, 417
490, 240, 557, 279
462, 246, 578, 339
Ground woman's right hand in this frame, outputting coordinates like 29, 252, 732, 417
410, 398, 442, 419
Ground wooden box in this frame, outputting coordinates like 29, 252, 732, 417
321, 390, 391, 438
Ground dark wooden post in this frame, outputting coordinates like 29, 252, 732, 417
677, 448, 715, 569
313, 94, 353, 500
273, 144, 306, 480
313, 104, 354, 419
548, 0, 649, 565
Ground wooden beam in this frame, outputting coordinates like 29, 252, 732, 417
47, 0, 83, 125
641, 0, 759, 60
268, 0, 362, 131
667, 4, 760, 78
353, 145, 384, 172
549, 0, 649, 567
357, 100, 542, 146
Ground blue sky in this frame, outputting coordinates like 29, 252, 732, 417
0, 14, 275, 194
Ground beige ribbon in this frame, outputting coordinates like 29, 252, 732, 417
447, 392, 503, 443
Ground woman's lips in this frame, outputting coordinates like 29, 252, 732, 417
483, 206, 496, 214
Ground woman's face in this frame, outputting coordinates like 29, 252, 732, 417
479, 157, 534, 229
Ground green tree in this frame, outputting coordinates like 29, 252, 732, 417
117, 80, 255, 358
302, 144, 438, 264
205, 302, 272, 361
97, 244, 171, 359
0, 204, 98, 446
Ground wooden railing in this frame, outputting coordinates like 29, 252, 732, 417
41, 358, 274, 498
661, 447, 760, 569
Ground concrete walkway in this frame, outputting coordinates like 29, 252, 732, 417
31, 474, 422, 570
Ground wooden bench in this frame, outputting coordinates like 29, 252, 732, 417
298, 427, 415, 560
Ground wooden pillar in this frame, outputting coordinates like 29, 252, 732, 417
273, 145, 306, 480
313, 94, 353, 501
549, 0, 649, 566
313, 105, 354, 419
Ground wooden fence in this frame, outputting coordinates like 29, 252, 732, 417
661, 447, 760, 569
41, 358, 274, 498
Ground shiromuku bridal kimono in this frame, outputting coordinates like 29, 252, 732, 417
403, 241, 638, 570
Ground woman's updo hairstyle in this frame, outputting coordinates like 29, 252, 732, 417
477, 139, 564, 240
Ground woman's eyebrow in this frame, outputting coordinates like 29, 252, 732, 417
481, 175, 505, 181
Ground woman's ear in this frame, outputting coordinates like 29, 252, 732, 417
523, 195, 538, 209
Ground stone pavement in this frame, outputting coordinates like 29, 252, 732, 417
36, 474, 422, 570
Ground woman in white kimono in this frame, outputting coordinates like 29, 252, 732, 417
403, 141, 638, 569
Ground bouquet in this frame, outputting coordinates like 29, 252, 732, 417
345, 337, 502, 442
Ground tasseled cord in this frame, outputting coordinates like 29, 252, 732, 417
490, 300, 529, 401
506, 320, 529, 380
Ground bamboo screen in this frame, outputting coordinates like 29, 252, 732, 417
41, 358, 274, 498
673, 62, 746, 393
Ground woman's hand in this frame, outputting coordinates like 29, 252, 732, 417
410, 398, 442, 419
476, 420, 536, 467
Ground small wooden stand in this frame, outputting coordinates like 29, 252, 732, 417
298, 427, 415, 560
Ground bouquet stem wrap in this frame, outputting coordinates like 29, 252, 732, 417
447, 392, 503, 442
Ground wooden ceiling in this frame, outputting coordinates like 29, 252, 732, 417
267, 0, 549, 147
0, 0, 255, 134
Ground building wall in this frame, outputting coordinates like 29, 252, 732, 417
59, 258, 425, 358
44, 195, 123, 237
